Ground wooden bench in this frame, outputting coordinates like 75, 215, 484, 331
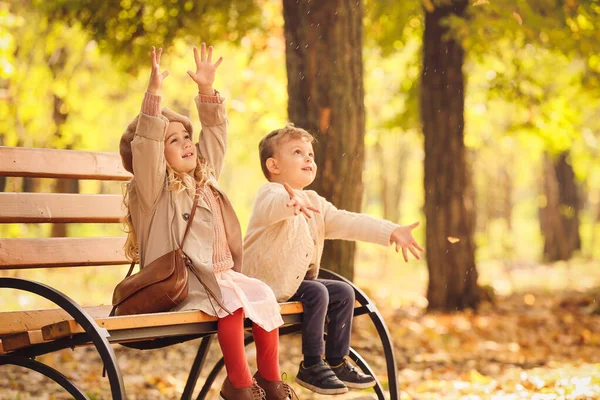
0, 146, 400, 400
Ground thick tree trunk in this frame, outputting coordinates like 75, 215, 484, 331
539, 152, 581, 261
283, 0, 365, 279
421, 0, 480, 311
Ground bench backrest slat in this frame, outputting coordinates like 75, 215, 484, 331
0, 147, 130, 181
0, 193, 124, 223
0, 237, 128, 268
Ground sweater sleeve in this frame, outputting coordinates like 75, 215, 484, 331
250, 184, 297, 226
321, 195, 399, 247
195, 90, 228, 179
131, 94, 169, 212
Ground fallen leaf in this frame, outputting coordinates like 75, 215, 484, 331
513, 11, 523, 25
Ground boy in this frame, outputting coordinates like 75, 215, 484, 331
243, 125, 423, 395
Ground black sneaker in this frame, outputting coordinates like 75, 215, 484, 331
295, 360, 348, 395
329, 359, 376, 389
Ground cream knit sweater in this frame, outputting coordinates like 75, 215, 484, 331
243, 182, 400, 302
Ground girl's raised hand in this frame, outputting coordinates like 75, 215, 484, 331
147, 46, 169, 95
390, 222, 424, 262
187, 43, 223, 95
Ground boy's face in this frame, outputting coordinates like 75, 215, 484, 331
164, 122, 197, 174
267, 137, 317, 190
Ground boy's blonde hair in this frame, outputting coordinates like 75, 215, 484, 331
258, 123, 315, 180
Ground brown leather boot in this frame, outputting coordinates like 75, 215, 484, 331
220, 377, 266, 400
254, 371, 298, 400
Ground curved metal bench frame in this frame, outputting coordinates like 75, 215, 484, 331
0, 277, 126, 400
1, 269, 399, 400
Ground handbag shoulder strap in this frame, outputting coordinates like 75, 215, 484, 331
118, 187, 200, 282
181, 187, 200, 248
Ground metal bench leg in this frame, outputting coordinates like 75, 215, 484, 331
0, 277, 126, 400
367, 307, 400, 400
348, 346, 385, 400
318, 269, 400, 400
0, 355, 90, 399
181, 335, 213, 400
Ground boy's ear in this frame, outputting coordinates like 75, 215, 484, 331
266, 157, 279, 175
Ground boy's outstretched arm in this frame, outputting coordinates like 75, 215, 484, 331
322, 199, 423, 261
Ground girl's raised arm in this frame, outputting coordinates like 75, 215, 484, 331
187, 43, 228, 179
130, 47, 170, 212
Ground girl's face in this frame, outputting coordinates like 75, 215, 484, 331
164, 122, 197, 174
267, 138, 317, 190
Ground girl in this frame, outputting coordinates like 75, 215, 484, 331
119, 44, 295, 400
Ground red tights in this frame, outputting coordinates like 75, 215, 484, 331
217, 308, 280, 388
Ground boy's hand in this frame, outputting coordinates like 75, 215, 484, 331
147, 46, 169, 95
283, 183, 320, 219
187, 42, 223, 95
390, 222, 424, 262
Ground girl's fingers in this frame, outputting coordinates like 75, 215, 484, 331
161, 70, 169, 79
207, 45, 213, 63
402, 247, 408, 262
201, 42, 206, 62
214, 56, 223, 69
157, 48, 163, 64
193, 47, 201, 68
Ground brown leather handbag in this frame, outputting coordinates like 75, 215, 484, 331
110, 191, 200, 316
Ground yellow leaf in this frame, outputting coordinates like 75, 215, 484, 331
524, 294, 535, 305
513, 11, 523, 25
447, 236, 460, 244
468, 369, 493, 384
423, 0, 435, 13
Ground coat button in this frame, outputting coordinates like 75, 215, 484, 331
183, 213, 190, 221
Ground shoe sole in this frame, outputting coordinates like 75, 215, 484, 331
295, 377, 348, 395
341, 379, 377, 389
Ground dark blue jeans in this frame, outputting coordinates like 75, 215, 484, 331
289, 279, 355, 359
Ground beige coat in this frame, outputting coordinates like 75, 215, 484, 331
128, 97, 243, 314
243, 183, 400, 302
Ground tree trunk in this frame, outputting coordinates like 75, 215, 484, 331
421, 0, 480, 311
283, 0, 365, 279
539, 151, 581, 261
